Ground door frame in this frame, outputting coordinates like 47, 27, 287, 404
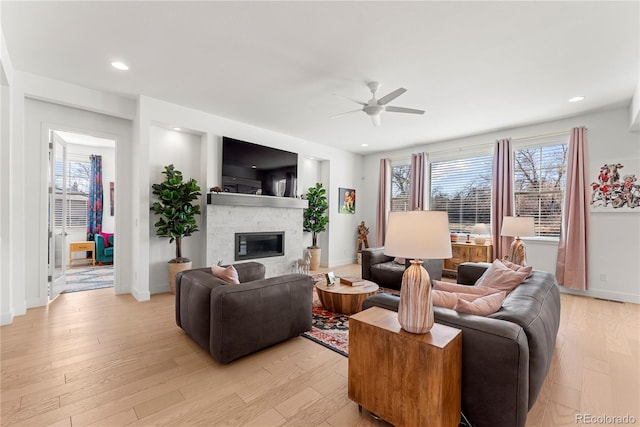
42, 122, 120, 299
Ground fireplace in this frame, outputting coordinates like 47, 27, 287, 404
235, 232, 285, 261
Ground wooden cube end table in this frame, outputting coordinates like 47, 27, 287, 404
348, 306, 462, 427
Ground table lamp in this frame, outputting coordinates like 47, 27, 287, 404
472, 223, 489, 245
500, 216, 535, 266
384, 211, 452, 334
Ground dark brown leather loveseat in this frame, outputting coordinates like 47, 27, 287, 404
175, 262, 314, 364
362, 262, 561, 427
361, 246, 443, 289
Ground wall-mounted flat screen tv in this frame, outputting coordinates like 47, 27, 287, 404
222, 137, 298, 198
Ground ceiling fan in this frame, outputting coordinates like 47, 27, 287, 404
331, 81, 425, 127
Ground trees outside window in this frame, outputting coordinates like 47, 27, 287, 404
55, 159, 90, 228
391, 163, 410, 212
514, 144, 567, 237
430, 155, 492, 233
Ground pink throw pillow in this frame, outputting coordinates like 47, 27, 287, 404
475, 259, 530, 293
211, 265, 240, 285
454, 291, 507, 316
432, 290, 458, 309
393, 257, 406, 265
99, 232, 113, 248
500, 259, 533, 278
432, 280, 502, 296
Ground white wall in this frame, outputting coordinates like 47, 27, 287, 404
1, 20, 26, 325
1, 18, 16, 324
362, 106, 640, 303
23, 97, 133, 307
148, 126, 206, 294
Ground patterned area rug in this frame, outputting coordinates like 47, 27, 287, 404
62, 265, 114, 293
302, 276, 400, 357
302, 288, 350, 356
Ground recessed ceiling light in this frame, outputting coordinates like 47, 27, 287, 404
361, 143, 369, 147
173, 127, 181, 131
111, 61, 129, 71
568, 96, 585, 103
251, 165, 257, 169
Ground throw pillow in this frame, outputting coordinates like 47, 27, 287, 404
432, 280, 502, 296
500, 259, 533, 278
393, 257, 406, 265
99, 232, 113, 248
432, 289, 458, 309
475, 259, 530, 293
211, 264, 240, 285
454, 291, 507, 316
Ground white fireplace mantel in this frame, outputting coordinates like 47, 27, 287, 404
207, 192, 308, 209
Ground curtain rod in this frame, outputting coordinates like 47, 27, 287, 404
512, 129, 570, 142
418, 129, 572, 156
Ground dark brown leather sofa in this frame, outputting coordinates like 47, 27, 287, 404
362, 262, 561, 427
175, 262, 314, 364
361, 246, 443, 289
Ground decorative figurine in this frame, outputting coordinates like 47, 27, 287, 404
357, 221, 370, 252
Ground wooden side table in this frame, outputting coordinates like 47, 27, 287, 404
69, 241, 96, 268
348, 307, 462, 427
443, 242, 493, 277
315, 280, 379, 315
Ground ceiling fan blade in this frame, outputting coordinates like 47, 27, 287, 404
385, 106, 425, 115
371, 114, 381, 127
377, 88, 406, 105
333, 94, 367, 106
330, 109, 362, 119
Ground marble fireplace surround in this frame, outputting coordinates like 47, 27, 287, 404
206, 193, 308, 277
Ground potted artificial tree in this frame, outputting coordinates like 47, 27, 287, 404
151, 164, 202, 294
303, 182, 329, 271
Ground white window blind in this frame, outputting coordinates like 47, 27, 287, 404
55, 194, 88, 228
514, 143, 567, 237
54, 159, 91, 229
391, 163, 411, 212
430, 155, 493, 233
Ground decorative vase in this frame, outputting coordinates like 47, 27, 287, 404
397, 259, 434, 334
168, 261, 192, 294
309, 248, 321, 271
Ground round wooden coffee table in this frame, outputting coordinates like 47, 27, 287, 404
315, 279, 379, 315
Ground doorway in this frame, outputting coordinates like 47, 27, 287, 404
47, 129, 116, 298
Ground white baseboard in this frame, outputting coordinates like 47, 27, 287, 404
131, 287, 151, 302
149, 282, 171, 295
559, 287, 640, 304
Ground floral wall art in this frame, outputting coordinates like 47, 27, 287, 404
590, 161, 639, 211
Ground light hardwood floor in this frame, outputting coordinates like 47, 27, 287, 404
1, 264, 638, 426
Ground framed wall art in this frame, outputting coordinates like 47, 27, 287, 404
338, 187, 356, 214
589, 159, 639, 213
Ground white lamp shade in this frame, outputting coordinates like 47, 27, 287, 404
501, 216, 535, 237
472, 223, 488, 235
384, 211, 453, 259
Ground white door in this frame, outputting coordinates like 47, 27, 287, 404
48, 131, 68, 299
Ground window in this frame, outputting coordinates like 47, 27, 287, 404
514, 143, 567, 237
430, 155, 492, 233
391, 162, 411, 212
55, 159, 91, 228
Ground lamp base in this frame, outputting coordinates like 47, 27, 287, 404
474, 236, 486, 245
509, 238, 527, 266
398, 259, 434, 334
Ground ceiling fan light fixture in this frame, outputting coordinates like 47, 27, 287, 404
332, 81, 425, 127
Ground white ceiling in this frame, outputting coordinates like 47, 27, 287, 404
2, 1, 638, 154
